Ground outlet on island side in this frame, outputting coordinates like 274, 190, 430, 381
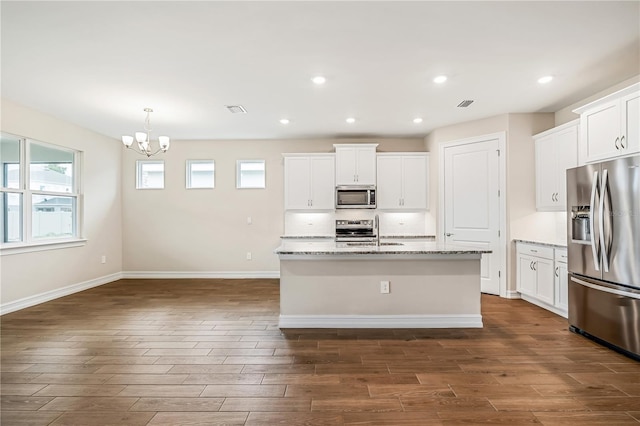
246, 252, 252, 261
101, 255, 106, 264
380, 280, 390, 294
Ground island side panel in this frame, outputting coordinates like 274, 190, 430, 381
279, 257, 482, 328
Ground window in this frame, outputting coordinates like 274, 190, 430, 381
136, 160, 164, 189
236, 160, 265, 189
186, 160, 215, 189
1, 133, 81, 247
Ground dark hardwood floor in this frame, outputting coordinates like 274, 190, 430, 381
1, 278, 639, 425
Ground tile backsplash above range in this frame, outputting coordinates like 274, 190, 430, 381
284, 211, 434, 238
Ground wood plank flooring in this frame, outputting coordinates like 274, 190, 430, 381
1, 278, 639, 425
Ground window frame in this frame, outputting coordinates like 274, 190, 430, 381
1, 134, 84, 255
236, 159, 266, 189
186, 159, 215, 189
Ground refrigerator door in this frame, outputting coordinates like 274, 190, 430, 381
569, 274, 640, 359
566, 163, 601, 279
600, 155, 640, 288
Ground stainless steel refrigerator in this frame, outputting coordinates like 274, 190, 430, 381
566, 154, 640, 360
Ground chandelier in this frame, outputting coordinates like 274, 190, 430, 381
121, 108, 170, 157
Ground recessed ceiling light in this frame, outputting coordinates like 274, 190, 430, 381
312, 76, 326, 85
279, 118, 290, 125
346, 117, 356, 124
433, 75, 447, 84
538, 75, 553, 84
413, 117, 423, 124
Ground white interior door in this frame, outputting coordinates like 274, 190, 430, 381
443, 137, 501, 295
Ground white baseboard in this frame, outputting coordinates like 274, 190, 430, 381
520, 294, 568, 318
121, 271, 280, 279
504, 290, 522, 299
278, 314, 483, 329
1, 272, 123, 315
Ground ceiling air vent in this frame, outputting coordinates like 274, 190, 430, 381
457, 100, 474, 108
225, 105, 247, 114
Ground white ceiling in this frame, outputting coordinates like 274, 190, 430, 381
2, 1, 639, 141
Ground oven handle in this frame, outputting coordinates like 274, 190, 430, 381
570, 276, 640, 300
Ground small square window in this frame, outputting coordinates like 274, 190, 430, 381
186, 160, 215, 189
136, 160, 164, 189
236, 160, 265, 189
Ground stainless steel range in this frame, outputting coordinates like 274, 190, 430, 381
335, 219, 376, 243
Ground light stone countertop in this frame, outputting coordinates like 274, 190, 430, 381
275, 239, 492, 256
514, 239, 567, 249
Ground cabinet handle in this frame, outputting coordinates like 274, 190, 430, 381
530, 261, 534, 270
445, 233, 454, 237
620, 135, 626, 149
310, 200, 313, 207
615, 137, 620, 150
533, 261, 537, 271
555, 266, 559, 277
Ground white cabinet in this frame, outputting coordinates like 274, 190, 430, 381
376, 153, 429, 210
334, 144, 377, 185
517, 243, 554, 305
534, 121, 578, 211
554, 249, 568, 314
516, 242, 569, 318
284, 154, 335, 210
574, 83, 640, 163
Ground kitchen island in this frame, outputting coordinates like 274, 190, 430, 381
274, 240, 491, 329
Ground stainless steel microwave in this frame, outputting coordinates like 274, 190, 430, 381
336, 186, 376, 209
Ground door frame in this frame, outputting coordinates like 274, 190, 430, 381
438, 132, 508, 298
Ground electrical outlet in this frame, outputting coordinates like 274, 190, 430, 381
247, 216, 252, 225
246, 252, 252, 261
380, 280, 390, 294
101, 255, 106, 264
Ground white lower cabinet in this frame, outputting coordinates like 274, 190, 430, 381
516, 242, 568, 318
554, 249, 568, 313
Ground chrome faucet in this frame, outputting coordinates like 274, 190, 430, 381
375, 214, 380, 246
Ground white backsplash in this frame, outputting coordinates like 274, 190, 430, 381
284, 210, 433, 237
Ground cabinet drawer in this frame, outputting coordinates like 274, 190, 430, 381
517, 243, 553, 259
555, 249, 568, 263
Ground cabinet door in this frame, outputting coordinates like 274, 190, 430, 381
554, 126, 578, 209
535, 135, 557, 210
376, 156, 403, 209
335, 147, 357, 185
535, 257, 555, 305
581, 99, 621, 162
284, 157, 311, 210
555, 262, 568, 312
355, 147, 377, 185
621, 92, 640, 155
309, 156, 335, 210
517, 255, 537, 296
401, 155, 428, 209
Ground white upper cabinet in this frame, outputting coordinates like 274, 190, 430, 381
534, 121, 578, 211
377, 153, 429, 210
574, 83, 639, 163
334, 144, 378, 185
284, 154, 335, 210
